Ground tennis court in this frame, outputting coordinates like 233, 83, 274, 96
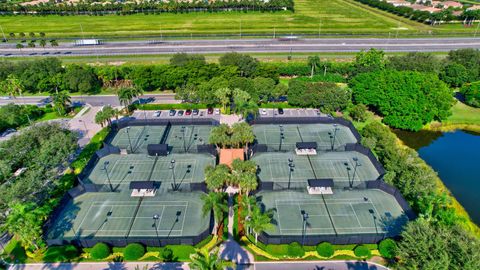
47, 191, 210, 240
85, 153, 215, 192
259, 189, 408, 236
253, 152, 380, 189
110, 125, 212, 154
253, 124, 357, 151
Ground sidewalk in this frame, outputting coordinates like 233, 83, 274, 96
68, 105, 103, 147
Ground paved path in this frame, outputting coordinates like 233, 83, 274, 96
68, 105, 103, 147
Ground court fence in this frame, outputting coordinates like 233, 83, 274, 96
366, 180, 416, 220
258, 231, 394, 245
344, 143, 386, 178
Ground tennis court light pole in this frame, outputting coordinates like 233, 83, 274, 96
103, 161, 114, 192
288, 158, 294, 189
170, 159, 177, 191
301, 210, 309, 246
279, 125, 284, 152
351, 157, 362, 185
126, 127, 133, 153
153, 214, 160, 246
329, 124, 340, 151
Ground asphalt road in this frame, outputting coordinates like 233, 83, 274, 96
0, 38, 479, 57
0, 94, 178, 106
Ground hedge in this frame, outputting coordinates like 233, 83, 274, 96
123, 243, 145, 260
136, 103, 213, 111
316, 242, 334, 258
293, 74, 346, 83
378, 238, 397, 259
43, 245, 79, 262
90, 243, 111, 260
353, 245, 371, 258
287, 242, 305, 258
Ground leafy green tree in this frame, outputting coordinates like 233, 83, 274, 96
231, 158, 257, 194
197, 77, 228, 104
0, 74, 24, 98
189, 247, 235, 270
440, 63, 469, 87
175, 83, 199, 103
229, 77, 255, 100
63, 65, 101, 93
378, 238, 397, 259
204, 164, 231, 192
232, 88, 250, 105
209, 124, 231, 148
16, 43, 24, 50
219, 52, 258, 77
39, 39, 46, 48
272, 83, 288, 99
460, 81, 480, 107
351, 70, 453, 131
230, 122, 255, 149
52, 91, 71, 115
95, 105, 119, 127
253, 77, 276, 101
201, 192, 228, 235
170, 53, 206, 67
446, 48, 480, 82
214, 87, 232, 113
387, 52, 441, 73
354, 48, 386, 74
349, 103, 368, 122
316, 242, 334, 258
50, 40, 58, 47
245, 204, 274, 244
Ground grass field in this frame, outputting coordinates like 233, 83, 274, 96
0, 0, 474, 39
445, 101, 480, 126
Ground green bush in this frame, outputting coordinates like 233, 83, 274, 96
161, 247, 174, 262
136, 103, 212, 110
349, 104, 368, 122
316, 242, 334, 258
354, 245, 371, 258
287, 242, 305, 258
378, 238, 397, 259
90, 243, 111, 260
265, 244, 289, 256
43, 245, 79, 262
123, 243, 145, 260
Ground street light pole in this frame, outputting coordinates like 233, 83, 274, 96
104, 161, 113, 192
170, 159, 177, 191
153, 214, 160, 246
126, 127, 133, 153
301, 210, 309, 246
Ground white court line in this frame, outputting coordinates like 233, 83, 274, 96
349, 203, 363, 228
155, 206, 166, 231
178, 202, 188, 236
275, 200, 284, 232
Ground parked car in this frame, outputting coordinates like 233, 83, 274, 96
207, 107, 214, 114
1, 128, 16, 137
154, 111, 161, 117
185, 109, 192, 116
278, 108, 284, 115
214, 108, 220, 115
261, 108, 267, 115
192, 109, 199, 116
178, 110, 184, 116
169, 109, 176, 116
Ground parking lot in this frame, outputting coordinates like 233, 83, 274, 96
131, 108, 221, 121
258, 108, 330, 118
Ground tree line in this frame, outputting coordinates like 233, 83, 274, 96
0, 0, 293, 15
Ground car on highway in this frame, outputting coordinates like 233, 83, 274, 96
214, 108, 220, 115
154, 111, 161, 117
185, 109, 192, 116
192, 109, 199, 116
169, 110, 176, 116
178, 110, 184, 116
0, 96, 11, 100
207, 108, 213, 114
278, 108, 284, 115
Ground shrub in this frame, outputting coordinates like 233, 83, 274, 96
354, 245, 371, 258
123, 243, 145, 260
287, 242, 305, 258
378, 239, 397, 259
316, 242, 334, 258
349, 103, 368, 122
90, 243, 111, 260
265, 244, 289, 256
161, 247, 174, 262
43, 245, 79, 262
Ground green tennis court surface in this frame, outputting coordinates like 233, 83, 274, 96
259, 189, 408, 236
253, 151, 380, 188
110, 125, 212, 154
85, 153, 215, 192
47, 191, 210, 240
253, 124, 357, 151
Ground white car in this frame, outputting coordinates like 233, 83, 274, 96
214, 108, 220, 115
1, 96, 11, 100
261, 108, 267, 115
154, 111, 161, 117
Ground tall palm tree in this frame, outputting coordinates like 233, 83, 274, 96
201, 192, 228, 235
52, 91, 71, 115
189, 247, 235, 270
205, 164, 231, 192
307, 55, 320, 78
1, 74, 24, 98
208, 124, 231, 149
245, 204, 274, 244
231, 122, 254, 149
117, 87, 143, 112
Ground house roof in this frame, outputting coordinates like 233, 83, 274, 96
308, 179, 334, 188
219, 149, 244, 167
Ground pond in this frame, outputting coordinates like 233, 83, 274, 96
394, 129, 480, 226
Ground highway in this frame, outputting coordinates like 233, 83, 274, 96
0, 38, 479, 57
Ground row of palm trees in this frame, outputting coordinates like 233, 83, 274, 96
209, 122, 255, 149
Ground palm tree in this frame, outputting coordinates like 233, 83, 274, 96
208, 124, 231, 149
189, 247, 235, 270
231, 122, 254, 149
50, 40, 58, 47
201, 192, 228, 235
95, 110, 107, 127
307, 55, 320, 78
1, 74, 24, 98
214, 87, 232, 113
52, 91, 71, 115
205, 164, 230, 192
9, 32, 15, 38
117, 87, 142, 112
244, 204, 274, 244
39, 39, 46, 49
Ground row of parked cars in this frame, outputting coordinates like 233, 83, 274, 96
153, 108, 221, 117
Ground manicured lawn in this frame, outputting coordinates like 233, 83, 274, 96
445, 101, 480, 126
0, 0, 471, 39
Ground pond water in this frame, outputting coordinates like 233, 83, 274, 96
394, 129, 480, 225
